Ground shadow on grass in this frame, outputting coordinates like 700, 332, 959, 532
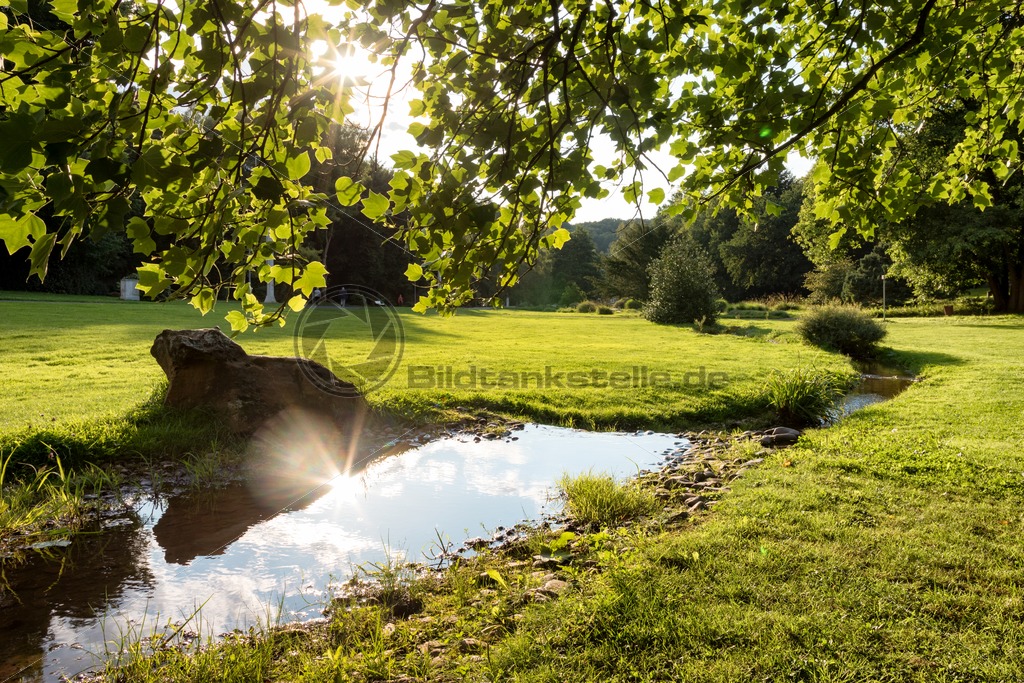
0, 383, 240, 476
884, 348, 966, 376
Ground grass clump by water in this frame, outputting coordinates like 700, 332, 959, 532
762, 367, 848, 426
797, 305, 887, 357
559, 472, 658, 527
0, 451, 118, 550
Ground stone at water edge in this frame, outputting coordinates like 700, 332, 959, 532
150, 328, 369, 434
760, 426, 802, 448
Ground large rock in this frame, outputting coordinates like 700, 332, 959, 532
151, 328, 369, 434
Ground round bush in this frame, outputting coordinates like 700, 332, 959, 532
597, 305, 614, 315
643, 235, 720, 325
624, 298, 642, 310
576, 301, 598, 313
797, 306, 887, 357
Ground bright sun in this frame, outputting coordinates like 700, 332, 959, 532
311, 39, 376, 86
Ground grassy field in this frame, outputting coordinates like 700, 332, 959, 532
0, 291, 847, 436
3, 293, 1023, 681
91, 313, 1024, 682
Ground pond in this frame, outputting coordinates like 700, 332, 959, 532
0, 425, 683, 683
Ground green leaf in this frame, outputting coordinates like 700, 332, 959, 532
126, 216, 156, 255
225, 310, 250, 333
547, 227, 571, 249
647, 187, 666, 205
191, 288, 215, 314
314, 146, 333, 163
28, 232, 56, 280
361, 191, 389, 220
827, 228, 847, 250
285, 151, 311, 180
404, 262, 424, 282
335, 176, 363, 206
485, 568, 508, 591
0, 114, 36, 173
0, 213, 46, 254
391, 150, 417, 169
293, 261, 328, 296
136, 263, 171, 299
49, 0, 77, 22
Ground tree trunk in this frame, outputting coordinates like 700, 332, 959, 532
988, 272, 1009, 312
1009, 264, 1024, 314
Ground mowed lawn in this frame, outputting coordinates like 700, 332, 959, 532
0, 292, 845, 432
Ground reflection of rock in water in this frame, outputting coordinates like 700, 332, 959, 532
0, 520, 152, 681
153, 409, 411, 566
153, 481, 330, 565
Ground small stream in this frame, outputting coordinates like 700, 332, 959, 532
0, 363, 920, 682
833, 361, 918, 419
0, 425, 683, 683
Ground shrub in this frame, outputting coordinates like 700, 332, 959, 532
623, 298, 642, 310
559, 472, 658, 526
559, 283, 586, 308
762, 367, 847, 426
597, 305, 614, 315
575, 300, 598, 313
643, 235, 720, 325
797, 305, 887, 357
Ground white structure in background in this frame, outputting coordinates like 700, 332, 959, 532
119, 276, 141, 301
264, 234, 277, 304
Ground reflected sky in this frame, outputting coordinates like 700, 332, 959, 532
0, 425, 683, 682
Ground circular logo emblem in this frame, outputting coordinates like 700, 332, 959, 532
293, 285, 405, 396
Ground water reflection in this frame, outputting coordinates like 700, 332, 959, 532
0, 521, 153, 681
0, 425, 680, 682
836, 361, 919, 418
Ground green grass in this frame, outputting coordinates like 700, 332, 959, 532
0, 291, 845, 439
559, 472, 659, 526
762, 366, 852, 426
88, 314, 1024, 682
0, 450, 118, 549
4, 292, 1024, 681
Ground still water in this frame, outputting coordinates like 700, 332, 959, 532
0, 425, 682, 682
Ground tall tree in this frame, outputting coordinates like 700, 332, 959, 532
686, 173, 811, 300
800, 107, 1024, 311
600, 219, 675, 301
550, 228, 601, 298
1, 1, 1021, 322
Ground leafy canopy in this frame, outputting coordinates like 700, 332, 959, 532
1, 0, 1021, 323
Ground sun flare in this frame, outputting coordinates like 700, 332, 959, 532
311, 39, 377, 86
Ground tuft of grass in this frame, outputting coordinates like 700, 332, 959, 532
797, 305, 887, 357
0, 450, 118, 548
597, 305, 614, 315
762, 367, 848, 426
559, 472, 658, 527
575, 301, 598, 313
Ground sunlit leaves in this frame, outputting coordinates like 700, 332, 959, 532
361, 191, 389, 220
0, 0, 365, 327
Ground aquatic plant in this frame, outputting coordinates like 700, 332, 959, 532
761, 367, 847, 426
558, 472, 658, 527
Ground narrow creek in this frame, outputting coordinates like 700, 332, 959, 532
0, 362, 919, 682
0, 426, 683, 683
834, 360, 919, 419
